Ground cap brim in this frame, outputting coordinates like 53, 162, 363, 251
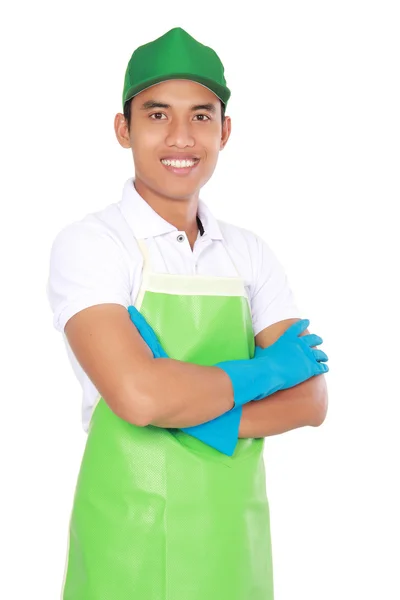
123, 74, 230, 108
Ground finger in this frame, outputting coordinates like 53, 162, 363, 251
301, 333, 323, 347
316, 362, 329, 373
283, 319, 310, 338
312, 349, 329, 362
128, 307, 169, 358
154, 342, 169, 358
127, 306, 157, 340
127, 306, 160, 350
127, 305, 149, 331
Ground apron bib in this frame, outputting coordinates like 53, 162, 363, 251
61, 236, 274, 600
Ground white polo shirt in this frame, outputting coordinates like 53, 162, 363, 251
46, 177, 301, 431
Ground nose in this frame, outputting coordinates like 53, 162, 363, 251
165, 117, 195, 149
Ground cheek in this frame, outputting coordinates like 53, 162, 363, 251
131, 131, 160, 162
199, 128, 223, 154
132, 121, 162, 144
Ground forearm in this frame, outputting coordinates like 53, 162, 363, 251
238, 374, 328, 438
141, 358, 234, 428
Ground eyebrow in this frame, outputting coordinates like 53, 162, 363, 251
139, 100, 217, 113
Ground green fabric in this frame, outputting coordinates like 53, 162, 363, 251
141, 291, 255, 365
122, 27, 231, 109
62, 290, 274, 599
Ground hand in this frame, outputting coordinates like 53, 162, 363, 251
127, 306, 168, 358
127, 305, 242, 455
215, 319, 329, 407
181, 406, 243, 457
253, 319, 329, 389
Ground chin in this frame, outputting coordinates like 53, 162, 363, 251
163, 184, 201, 200
158, 174, 204, 196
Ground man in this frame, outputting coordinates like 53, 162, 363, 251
47, 26, 328, 600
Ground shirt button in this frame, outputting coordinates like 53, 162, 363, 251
177, 234, 185, 243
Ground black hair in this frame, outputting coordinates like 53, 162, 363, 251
123, 97, 226, 132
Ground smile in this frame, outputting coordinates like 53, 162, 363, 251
160, 158, 200, 175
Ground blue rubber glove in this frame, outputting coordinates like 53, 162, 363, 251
127, 308, 329, 454
127, 305, 242, 455
128, 306, 168, 359
215, 318, 329, 408
179, 405, 243, 456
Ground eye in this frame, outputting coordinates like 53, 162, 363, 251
149, 113, 211, 121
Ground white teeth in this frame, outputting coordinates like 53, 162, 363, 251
161, 159, 197, 168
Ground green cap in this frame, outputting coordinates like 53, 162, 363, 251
122, 27, 231, 109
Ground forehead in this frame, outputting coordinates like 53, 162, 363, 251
132, 79, 220, 106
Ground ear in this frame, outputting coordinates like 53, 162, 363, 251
114, 113, 131, 149
220, 116, 232, 150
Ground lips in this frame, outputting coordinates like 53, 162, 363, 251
160, 155, 200, 161
160, 158, 200, 176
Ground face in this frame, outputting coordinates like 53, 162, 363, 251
114, 79, 231, 201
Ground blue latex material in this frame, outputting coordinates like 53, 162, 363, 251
127, 306, 242, 455
215, 319, 329, 407
128, 306, 168, 359
180, 405, 243, 456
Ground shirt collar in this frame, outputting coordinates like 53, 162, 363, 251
118, 177, 224, 240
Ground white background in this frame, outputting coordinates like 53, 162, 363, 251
1, 1, 399, 598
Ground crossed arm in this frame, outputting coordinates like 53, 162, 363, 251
65, 306, 328, 437
239, 319, 329, 438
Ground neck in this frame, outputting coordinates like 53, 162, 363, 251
134, 177, 199, 237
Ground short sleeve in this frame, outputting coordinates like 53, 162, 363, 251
250, 234, 302, 336
46, 221, 132, 333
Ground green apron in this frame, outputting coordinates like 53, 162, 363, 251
61, 236, 274, 599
